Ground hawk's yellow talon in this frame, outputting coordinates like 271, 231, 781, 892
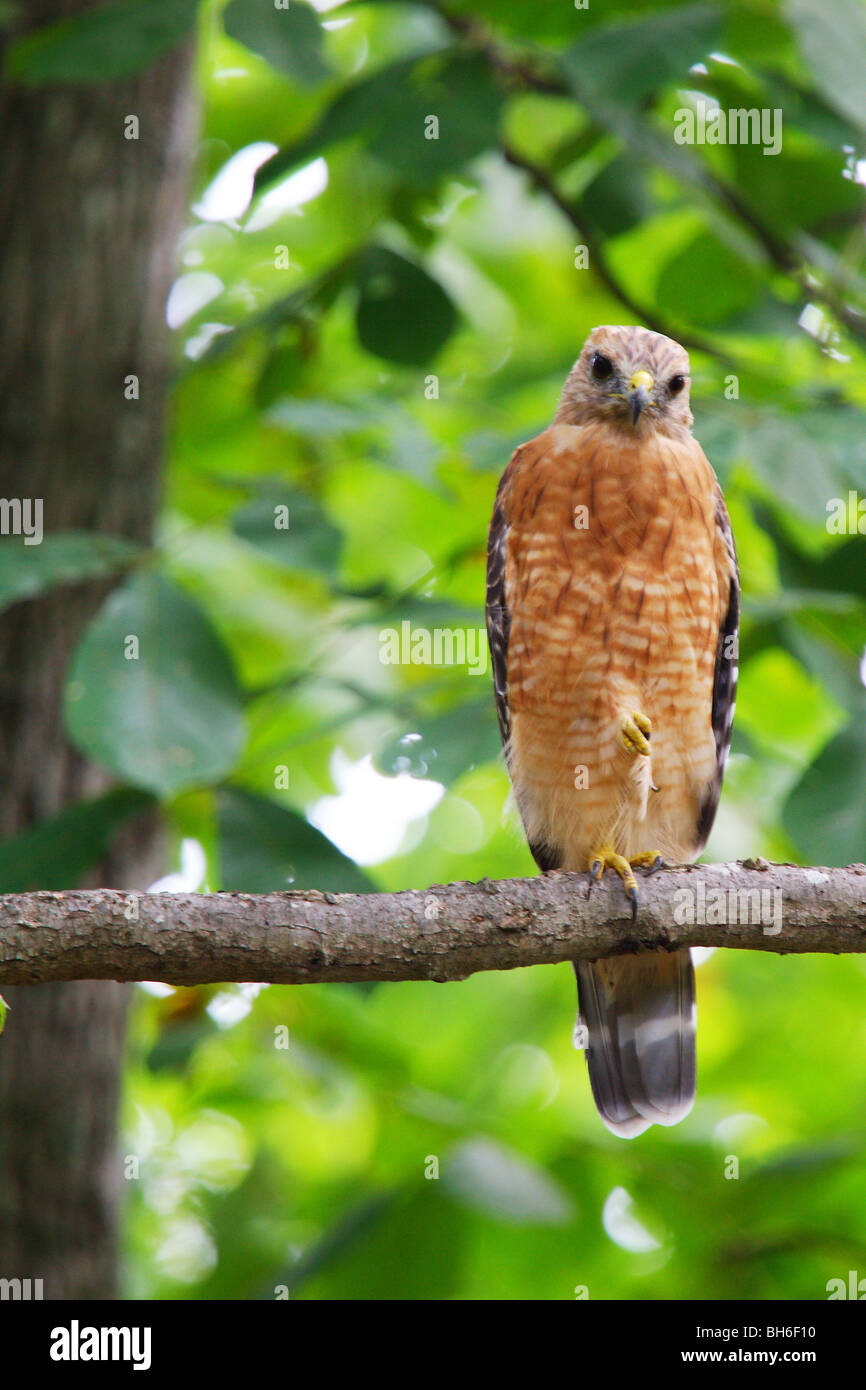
629, 851, 663, 874
620, 710, 652, 757
586, 847, 664, 917
587, 846, 636, 889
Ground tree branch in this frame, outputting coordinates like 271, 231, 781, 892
1, 862, 864, 987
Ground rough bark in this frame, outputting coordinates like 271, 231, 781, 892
0, 862, 864, 987
0, 3, 195, 1298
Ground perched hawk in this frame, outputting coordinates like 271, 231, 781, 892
485, 326, 739, 1137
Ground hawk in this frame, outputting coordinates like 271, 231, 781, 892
485, 325, 739, 1138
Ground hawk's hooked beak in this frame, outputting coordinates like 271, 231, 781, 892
628, 370, 654, 425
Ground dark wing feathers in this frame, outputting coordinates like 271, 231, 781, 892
695, 488, 740, 850
485, 472, 512, 749
486, 461, 564, 873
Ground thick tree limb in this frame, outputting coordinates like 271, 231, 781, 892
0, 862, 864, 987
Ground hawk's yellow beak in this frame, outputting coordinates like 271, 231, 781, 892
628, 370, 654, 425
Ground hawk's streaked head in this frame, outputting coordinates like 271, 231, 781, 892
555, 325, 693, 435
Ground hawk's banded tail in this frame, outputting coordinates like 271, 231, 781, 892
575, 950, 696, 1139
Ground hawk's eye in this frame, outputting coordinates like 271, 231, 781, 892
668, 374, 686, 395
590, 352, 614, 381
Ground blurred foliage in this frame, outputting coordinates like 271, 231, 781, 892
6, 0, 866, 1300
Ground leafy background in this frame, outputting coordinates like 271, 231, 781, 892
3, 0, 866, 1299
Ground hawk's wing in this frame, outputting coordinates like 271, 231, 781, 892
485, 443, 563, 873
696, 486, 740, 849
485, 469, 512, 750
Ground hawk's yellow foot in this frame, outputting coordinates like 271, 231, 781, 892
629, 850, 664, 874
587, 846, 664, 920
620, 710, 652, 757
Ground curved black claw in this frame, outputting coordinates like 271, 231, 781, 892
645, 854, 664, 877
628, 884, 639, 922
587, 861, 602, 900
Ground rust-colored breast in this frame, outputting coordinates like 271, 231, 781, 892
501, 422, 725, 869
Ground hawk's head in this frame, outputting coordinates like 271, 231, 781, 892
555, 325, 693, 435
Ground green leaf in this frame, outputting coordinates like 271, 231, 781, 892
65, 573, 245, 798
146, 1013, 216, 1074
443, 1138, 574, 1225
4, 0, 198, 84
223, 0, 330, 88
355, 247, 457, 366
233, 488, 344, 578
697, 403, 866, 524
728, 141, 863, 237
218, 788, 373, 893
723, 5, 796, 67
564, 3, 722, 106
276, 1189, 408, 1298
757, 511, 866, 604
444, 0, 599, 43
256, 51, 503, 191
254, 341, 308, 410
735, 647, 845, 765
0, 531, 140, 615
0, 788, 153, 892
0, 994, 8, 1037
371, 595, 485, 629
255, 55, 420, 189
580, 153, 652, 238
265, 399, 370, 437
755, 1137, 861, 1181
787, 0, 866, 132
183, 259, 351, 373
560, 7, 723, 197
197, 1152, 306, 1299
375, 697, 501, 787
785, 617, 866, 720
656, 232, 762, 326
782, 705, 866, 865
743, 591, 861, 622
364, 52, 503, 180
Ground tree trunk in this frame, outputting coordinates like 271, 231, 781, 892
0, 4, 195, 1298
